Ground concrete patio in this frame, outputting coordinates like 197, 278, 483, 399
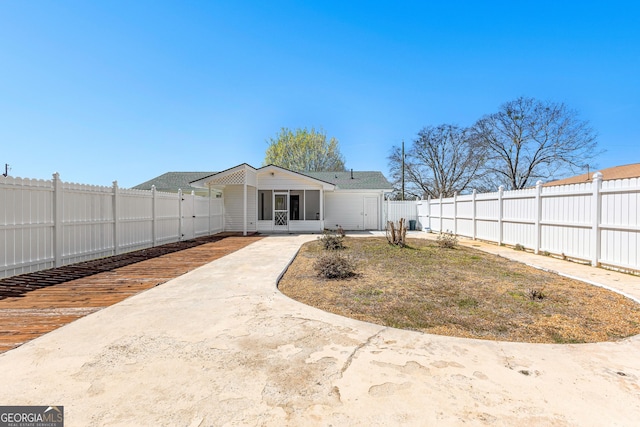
1, 232, 639, 426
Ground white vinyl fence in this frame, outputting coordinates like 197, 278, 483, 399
1, 173, 223, 279
385, 200, 420, 229
417, 173, 640, 273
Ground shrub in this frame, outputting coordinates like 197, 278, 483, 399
314, 252, 356, 279
526, 287, 546, 301
436, 231, 458, 249
319, 230, 345, 250
514, 243, 525, 251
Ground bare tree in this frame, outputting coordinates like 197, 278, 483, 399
388, 124, 487, 199
472, 97, 600, 190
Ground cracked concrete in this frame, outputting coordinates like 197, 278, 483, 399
1, 233, 640, 426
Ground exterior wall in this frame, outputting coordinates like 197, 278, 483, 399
254, 169, 326, 233
325, 192, 384, 231
223, 185, 257, 233
257, 170, 323, 191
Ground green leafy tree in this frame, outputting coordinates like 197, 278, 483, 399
264, 127, 346, 172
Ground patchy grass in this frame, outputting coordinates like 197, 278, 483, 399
278, 237, 640, 343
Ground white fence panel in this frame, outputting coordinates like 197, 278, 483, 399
209, 196, 224, 233
1, 174, 226, 279
0, 176, 55, 277
422, 174, 640, 273
193, 195, 212, 237
156, 190, 181, 245
540, 182, 593, 260
118, 188, 154, 253
385, 200, 419, 224
455, 195, 474, 237
600, 178, 640, 270
62, 182, 115, 265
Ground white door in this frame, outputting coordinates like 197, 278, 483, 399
273, 192, 289, 231
364, 196, 379, 230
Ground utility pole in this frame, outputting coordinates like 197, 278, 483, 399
401, 141, 405, 201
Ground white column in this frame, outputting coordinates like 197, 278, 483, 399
243, 180, 247, 236
320, 188, 324, 229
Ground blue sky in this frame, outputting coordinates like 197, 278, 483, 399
1, 1, 638, 188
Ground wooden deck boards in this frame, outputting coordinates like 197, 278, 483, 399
0, 235, 263, 353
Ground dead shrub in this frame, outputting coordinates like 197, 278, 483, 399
314, 252, 356, 279
319, 230, 345, 250
436, 231, 458, 249
386, 219, 407, 246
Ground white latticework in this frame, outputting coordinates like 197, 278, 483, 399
274, 211, 288, 226
209, 170, 245, 185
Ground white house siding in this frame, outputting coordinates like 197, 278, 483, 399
256, 170, 323, 192
223, 185, 257, 233
324, 192, 383, 231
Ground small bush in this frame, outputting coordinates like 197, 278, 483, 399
514, 243, 525, 251
526, 287, 546, 301
314, 252, 356, 279
436, 231, 458, 249
319, 230, 345, 250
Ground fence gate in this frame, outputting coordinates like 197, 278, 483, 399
181, 193, 195, 240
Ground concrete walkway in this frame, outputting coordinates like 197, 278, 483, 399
1, 233, 639, 426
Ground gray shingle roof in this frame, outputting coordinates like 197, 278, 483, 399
302, 171, 394, 190
132, 172, 216, 192
133, 169, 393, 192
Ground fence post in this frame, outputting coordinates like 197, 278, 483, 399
534, 180, 543, 254
453, 192, 458, 235
152, 185, 157, 246
386, 196, 390, 226
53, 173, 63, 267
208, 186, 212, 236
427, 195, 431, 232
472, 189, 477, 240
439, 193, 443, 233
178, 189, 183, 241
591, 172, 603, 267
113, 181, 120, 255
498, 186, 504, 246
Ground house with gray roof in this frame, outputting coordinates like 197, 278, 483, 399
136, 164, 394, 234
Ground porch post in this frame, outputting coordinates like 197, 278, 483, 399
243, 180, 247, 236
320, 188, 324, 229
